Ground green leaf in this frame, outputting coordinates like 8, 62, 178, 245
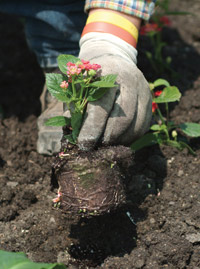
154, 86, 181, 103
149, 83, 155, 91
89, 74, 117, 88
179, 141, 196, 156
0, 250, 66, 269
150, 124, 167, 131
46, 73, 70, 102
146, 51, 153, 59
130, 132, 164, 151
153, 78, 170, 88
165, 140, 184, 150
57, 54, 79, 74
45, 116, 71, 127
150, 124, 162, 131
64, 134, 76, 144
179, 122, 200, 137
164, 140, 195, 155
71, 111, 83, 142
87, 87, 110, 102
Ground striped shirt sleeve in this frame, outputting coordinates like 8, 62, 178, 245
84, 0, 156, 21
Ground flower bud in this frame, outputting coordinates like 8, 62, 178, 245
172, 130, 178, 138
88, 69, 96, 76
60, 81, 69, 90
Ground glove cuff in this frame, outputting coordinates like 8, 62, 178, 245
80, 32, 138, 64
82, 10, 138, 48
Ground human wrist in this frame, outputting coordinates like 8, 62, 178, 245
89, 8, 141, 30
81, 8, 141, 48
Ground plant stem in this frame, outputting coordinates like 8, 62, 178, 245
72, 77, 76, 97
157, 107, 170, 140
165, 102, 169, 126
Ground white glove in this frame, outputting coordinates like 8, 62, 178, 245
78, 33, 152, 150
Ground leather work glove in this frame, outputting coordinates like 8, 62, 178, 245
77, 32, 152, 150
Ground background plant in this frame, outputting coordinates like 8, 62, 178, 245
45, 54, 117, 144
140, 0, 190, 75
131, 79, 200, 155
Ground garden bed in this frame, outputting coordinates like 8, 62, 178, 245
0, 0, 200, 268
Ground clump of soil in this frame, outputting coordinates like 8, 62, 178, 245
52, 143, 133, 216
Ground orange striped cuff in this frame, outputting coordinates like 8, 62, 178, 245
81, 21, 137, 48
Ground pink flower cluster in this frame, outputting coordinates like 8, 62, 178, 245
60, 80, 69, 89
79, 60, 101, 71
67, 62, 82, 76
66, 59, 101, 77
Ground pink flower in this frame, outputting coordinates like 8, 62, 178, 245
154, 90, 163, 97
59, 151, 65, 157
152, 102, 158, 113
60, 81, 69, 89
80, 59, 101, 71
67, 62, 76, 67
91, 63, 101, 70
81, 59, 90, 65
140, 23, 161, 35
67, 65, 82, 76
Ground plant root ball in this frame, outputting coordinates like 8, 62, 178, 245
52, 145, 134, 216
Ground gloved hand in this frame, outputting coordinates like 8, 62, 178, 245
77, 32, 152, 150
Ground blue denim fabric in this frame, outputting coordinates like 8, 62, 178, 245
0, 1, 87, 68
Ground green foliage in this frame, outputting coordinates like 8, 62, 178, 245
45, 116, 71, 127
130, 132, 164, 151
153, 86, 181, 103
89, 74, 117, 88
131, 79, 200, 155
179, 122, 200, 137
57, 54, 78, 74
71, 111, 83, 142
46, 73, 70, 102
0, 250, 66, 269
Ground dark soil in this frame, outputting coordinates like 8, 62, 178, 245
0, 1, 200, 268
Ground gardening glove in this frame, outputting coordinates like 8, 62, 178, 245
37, 69, 63, 155
78, 32, 152, 150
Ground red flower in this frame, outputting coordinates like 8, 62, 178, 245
159, 16, 171, 26
140, 23, 161, 35
154, 90, 163, 97
152, 102, 158, 113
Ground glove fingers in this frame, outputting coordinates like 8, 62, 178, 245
103, 66, 152, 145
78, 87, 117, 150
119, 87, 152, 145
103, 85, 137, 144
103, 64, 141, 144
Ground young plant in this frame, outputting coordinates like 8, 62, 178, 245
140, 0, 190, 75
131, 79, 200, 155
45, 54, 117, 144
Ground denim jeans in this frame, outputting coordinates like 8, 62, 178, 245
0, 0, 87, 68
